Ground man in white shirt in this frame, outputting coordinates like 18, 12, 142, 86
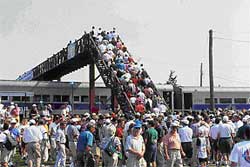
179, 119, 193, 166
23, 119, 43, 167
218, 116, 235, 167
230, 125, 250, 167
209, 117, 220, 165
233, 114, 243, 134
54, 122, 67, 167
0, 123, 11, 167
38, 119, 49, 162
49, 116, 60, 161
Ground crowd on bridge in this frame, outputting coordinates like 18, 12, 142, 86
0, 28, 250, 167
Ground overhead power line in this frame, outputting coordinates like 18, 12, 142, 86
213, 37, 250, 43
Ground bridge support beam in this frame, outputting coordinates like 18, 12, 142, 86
111, 90, 118, 112
89, 63, 95, 113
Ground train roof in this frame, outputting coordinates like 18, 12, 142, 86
182, 86, 250, 93
0, 80, 173, 90
0, 80, 106, 88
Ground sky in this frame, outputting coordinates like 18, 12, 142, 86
1, 0, 250, 87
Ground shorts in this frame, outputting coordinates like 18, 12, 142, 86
181, 142, 193, 158
145, 144, 157, 163
211, 139, 218, 152
0, 147, 10, 163
219, 138, 232, 154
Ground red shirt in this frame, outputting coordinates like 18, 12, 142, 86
135, 104, 145, 114
116, 127, 123, 138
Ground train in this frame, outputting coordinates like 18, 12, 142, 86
0, 80, 250, 113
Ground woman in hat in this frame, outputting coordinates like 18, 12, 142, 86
125, 122, 146, 167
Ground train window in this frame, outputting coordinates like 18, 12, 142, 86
81, 96, 89, 103
205, 98, 218, 104
34, 95, 42, 102
1, 96, 8, 101
62, 96, 70, 102
21, 96, 30, 102
42, 95, 50, 102
95, 96, 100, 102
74, 96, 80, 102
234, 98, 247, 104
53, 95, 61, 102
12, 96, 21, 102
220, 98, 232, 104
100, 96, 107, 103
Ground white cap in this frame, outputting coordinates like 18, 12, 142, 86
32, 104, 37, 107
223, 116, 229, 122
71, 118, 80, 122
171, 121, 179, 127
105, 119, 111, 124
10, 119, 17, 124
135, 112, 140, 116
181, 119, 189, 125
89, 119, 96, 124
83, 113, 90, 118
243, 115, 250, 122
151, 113, 156, 117
29, 119, 36, 124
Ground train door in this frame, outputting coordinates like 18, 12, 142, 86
184, 93, 193, 109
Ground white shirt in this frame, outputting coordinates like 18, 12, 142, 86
49, 122, 58, 138
38, 125, 48, 140
0, 130, 9, 143
197, 136, 208, 159
230, 140, 250, 167
209, 124, 219, 140
199, 125, 210, 137
55, 128, 66, 144
130, 97, 136, 104
23, 125, 43, 143
234, 120, 244, 133
178, 126, 193, 143
126, 135, 144, 158
98, 44, 107, 53
137, 91, 146, 101
107, 43, 114, 51
218, 123, 235, 138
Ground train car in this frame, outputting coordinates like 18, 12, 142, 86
0, 80, 111, 112
181, 86, 250, 111
0, 80, 174, 112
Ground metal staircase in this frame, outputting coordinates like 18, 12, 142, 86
88, 35, 135, 117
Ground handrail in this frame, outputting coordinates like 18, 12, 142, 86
88, 35, 136, 114
118, 38, 168, 108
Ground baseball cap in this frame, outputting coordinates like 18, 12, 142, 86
134, 121, 142, 128
10, 119, 17, 124
29, 119, 36, 125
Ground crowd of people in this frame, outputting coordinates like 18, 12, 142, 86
1, 102, 250, 167
0, 28, 250, 167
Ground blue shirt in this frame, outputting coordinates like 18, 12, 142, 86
77, 130, 93, 152
116, 63, 125, 71
9, 128, 20, 139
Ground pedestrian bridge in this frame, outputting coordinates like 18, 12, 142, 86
17, 31, 167, 117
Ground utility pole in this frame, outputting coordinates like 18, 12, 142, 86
209, 29, 215, 111
200, 62, 203, 87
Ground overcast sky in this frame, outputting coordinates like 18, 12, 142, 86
1, 0, 250, 87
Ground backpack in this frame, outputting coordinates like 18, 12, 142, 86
4, 133, 18, 151
104, 137, 117, 156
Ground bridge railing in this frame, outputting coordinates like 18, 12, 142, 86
88, 34, 136, 115
32, 34, 89, 80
